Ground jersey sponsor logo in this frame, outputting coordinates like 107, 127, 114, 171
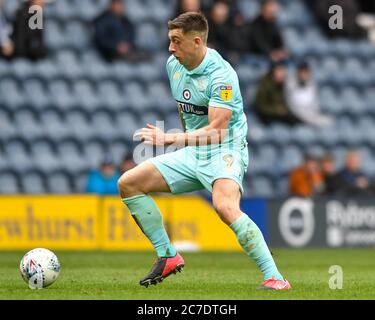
183, 89, 191, 100
177, 101, 208, 115
220, 85, 233, 101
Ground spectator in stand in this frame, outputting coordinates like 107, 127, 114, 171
289, 153, 324, 197
285, 61, 334, 127
334, 150, 373, 197
247, 0, 288, 61
0, 0, 14, 59
12, 0, 48, 61
207, 1, 248, 62
85, 153, 120, 195
174, 0, 202, 16
94, 0, 149, 62
119, 152, 136, 174
254, 61, 300, 125
309, 0, 367, 39
320, 153, 342, 196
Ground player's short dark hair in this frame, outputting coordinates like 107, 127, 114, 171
168, 12, 209, 43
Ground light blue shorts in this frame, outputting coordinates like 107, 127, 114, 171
148, 145, 249, 194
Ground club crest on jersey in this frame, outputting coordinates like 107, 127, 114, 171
183, 89, 191, 100
220, 85, 233, 101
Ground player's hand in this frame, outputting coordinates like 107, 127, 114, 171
134, 124, 170, 146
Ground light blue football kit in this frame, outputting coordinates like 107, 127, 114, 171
149, 48, 249, 194
123, 48, 285, 283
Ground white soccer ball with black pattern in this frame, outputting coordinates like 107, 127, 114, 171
20, 248, 61, 289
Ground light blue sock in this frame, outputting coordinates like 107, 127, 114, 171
123, 194, 176, 258
230, 214, 284, 280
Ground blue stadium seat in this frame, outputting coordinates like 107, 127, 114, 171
98, 80, 124, 110
14, 109, 43, 140
136, 22, 163, 51
249, 176, 274, 198
4, 139, 33, 173
21, 171, 47, 194
108, 140, 130, 165
31, 139, 60, 172
83, 138, 106, 169
268, 124, 291, 146
49, 79, 76, 110
10, 59, 34, 80
0, 171, 20, 194
319, 86, 342, 115
126, 0, 150, 22
40, 109, 69, 140
23, 78, 50, 110
317, 126, 341, 147
340, 86, 366, 115
57, 139, 87, 173
0, 78, 25, 109
122, 81, 151, 111
65, 109, 93, 140
45, 20, 66, 51
289, 125, 317, 146
148, 82, 176, 111
165, 113, 181, 131
147, 0, 172, 24
72, 80, 100, 111
65, 21, 92, 51
0, 109, 16, 140
91, 110, 118, 139
116, 111, 141, 140
47, 170, 73, 194
278, 144, 303, 174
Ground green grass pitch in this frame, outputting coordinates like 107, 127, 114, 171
0, 249, 374, 299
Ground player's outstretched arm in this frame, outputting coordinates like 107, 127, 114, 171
134, 107, 232, 147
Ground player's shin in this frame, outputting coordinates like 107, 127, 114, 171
230, 214, 284, 281
123, 194, 176, 258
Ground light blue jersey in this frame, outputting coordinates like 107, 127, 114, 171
148, 48, 249, 194
166, 48, 248, 152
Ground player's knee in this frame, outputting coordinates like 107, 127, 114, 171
117, 173, 134, 196
213, 198, 241, 225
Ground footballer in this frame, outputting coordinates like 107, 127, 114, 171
118, 12, 291, 290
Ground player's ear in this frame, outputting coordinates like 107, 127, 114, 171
194, 36, 202, 47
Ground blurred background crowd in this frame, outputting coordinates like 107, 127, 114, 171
1, 0, 375, 198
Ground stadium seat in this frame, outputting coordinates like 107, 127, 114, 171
21, 170, 47, 194
0, 78, 25, 109
49, 79, 76, 110
46, 170, 74, 194
98, 80, 124, 110
249, 176, 274, 198
65, 108, 94, 140
14, 109, 43, 140
108, 139, 130, 165
122, 81, 151, 111
31, 139, 61, 172
136, 22, 163, 51
40, 108, 69, 140
83, 138, 106, 169
57, 139, 87, 173
0, 171, 20, 194
72, 80, 100, 111
23, 78, 50, 110
0, 109, 16, 140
